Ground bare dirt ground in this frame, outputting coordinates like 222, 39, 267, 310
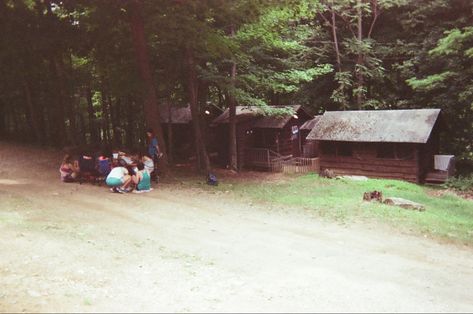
1, 141, 473, 313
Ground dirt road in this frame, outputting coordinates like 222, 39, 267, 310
1, 142, 473, 312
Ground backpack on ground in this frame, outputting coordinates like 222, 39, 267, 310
207, 173, 218, 186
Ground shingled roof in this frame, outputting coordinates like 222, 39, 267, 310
300, 116, 322, 131
306, 109, 441, 143
211, 105, 305, 129
211, 106, 263, 125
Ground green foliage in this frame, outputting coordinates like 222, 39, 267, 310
444, 175, 473, 192
406, 72, 454, 91
429, 27, 473, 56
0, 0, 471, 168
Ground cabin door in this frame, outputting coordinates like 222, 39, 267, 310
291, 125, 301, 157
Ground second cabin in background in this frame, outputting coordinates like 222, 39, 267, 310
211, 105, 313, 171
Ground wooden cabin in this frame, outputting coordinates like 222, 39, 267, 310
305, 109, 447, 183
160, 105, 193, 162
211, 105, 313, 170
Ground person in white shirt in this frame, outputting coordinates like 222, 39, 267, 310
106, 160, 132, 193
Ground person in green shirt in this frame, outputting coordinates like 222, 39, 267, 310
132, 162, 152, 193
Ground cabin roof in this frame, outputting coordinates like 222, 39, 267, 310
306, 109, 441, 143
212, 105, 306, 129
300, 116, 322, 131
160, 105, 192, 124
211, 106, 263, 125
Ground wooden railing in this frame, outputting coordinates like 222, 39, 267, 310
245, 148, 271, 169
245, 148, 290, 170
279, 157, 320, 174
246, 148, 320, 173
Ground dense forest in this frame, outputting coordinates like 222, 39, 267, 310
0, 0, 472, 173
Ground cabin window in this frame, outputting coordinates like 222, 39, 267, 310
377, 143, 415, 160
337, 142, 353, 157
396, 144, 415, 160
377, 144, 395, 159
321, 142, 336, 156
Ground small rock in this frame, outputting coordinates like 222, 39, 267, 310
384, 197, 425, 211
27, 290, 41, 298
342, 175, 369, 181
320, 169, 335, 179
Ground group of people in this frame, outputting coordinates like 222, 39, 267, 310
59, 129, 162, 194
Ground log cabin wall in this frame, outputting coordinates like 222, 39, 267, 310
213, 121, 254, 169
318, 141, 421, 182
252, 115, 309, 157
214, 124, 229, 167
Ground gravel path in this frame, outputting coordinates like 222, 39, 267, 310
1, 142, 472, 313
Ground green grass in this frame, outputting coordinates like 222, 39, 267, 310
201, 174, 473, 245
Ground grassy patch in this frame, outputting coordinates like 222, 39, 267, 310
198, 173, 473, 245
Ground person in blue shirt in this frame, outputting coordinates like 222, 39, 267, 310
146, 128, 162, 182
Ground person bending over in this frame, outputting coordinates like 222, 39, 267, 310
106, 160, 132, 193
132, 162, 152, 193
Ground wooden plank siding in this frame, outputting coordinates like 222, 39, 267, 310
318, 141, 421, 182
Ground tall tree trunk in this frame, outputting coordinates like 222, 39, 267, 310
77, 109, 86, 145
12, 105, 21, 138
228, 25, 238, 171
0, 99, 5, 136
23, 78, 42, 143
107, 94, 120, 146
64, 54, 77, 146
128, 0, 168, 172
186, 45, 210, 173
112, 96, 122, 147
330, 5, 342, 73
47, 58, 67, 146
101, 89, 110, 144
126, 95, 134, 147
356, 0, 364, 109
86, 87, 98, 144
45, 1, 66, 146
167, 102, 173, 165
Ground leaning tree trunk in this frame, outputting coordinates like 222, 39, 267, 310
186, 46, 210, 173
128, 0, 168, 172
228, 25, 238, 171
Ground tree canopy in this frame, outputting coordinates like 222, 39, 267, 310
0, 0, 471, 170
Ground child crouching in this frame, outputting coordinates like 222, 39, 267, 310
132, 162, 152, 193
106, 160, 132, 193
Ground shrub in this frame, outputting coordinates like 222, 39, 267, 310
444, 175, 473, 191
